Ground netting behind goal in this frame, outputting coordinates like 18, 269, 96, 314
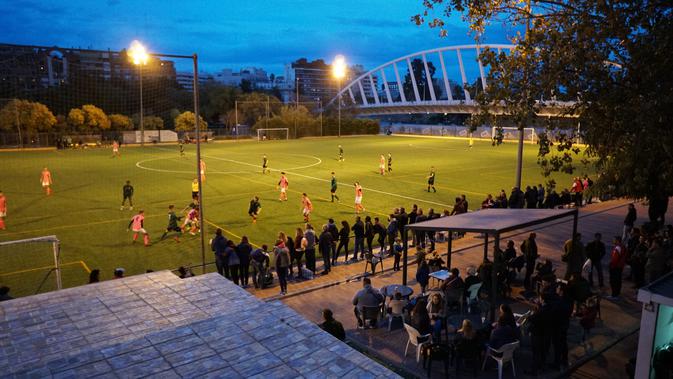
257, 128, 289, 141
0, 235, 78, 298
492, 127, 538, 143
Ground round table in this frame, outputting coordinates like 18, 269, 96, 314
381, 284, 414, 299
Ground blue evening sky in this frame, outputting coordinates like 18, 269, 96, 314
0, 0, 512, 74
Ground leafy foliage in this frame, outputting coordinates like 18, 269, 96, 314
174, 111, 207, 131
109, 114, 133, 130
0, 99, 56, 135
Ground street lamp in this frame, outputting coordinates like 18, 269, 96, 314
332, 54, 346, 137
129, 40, 149, 146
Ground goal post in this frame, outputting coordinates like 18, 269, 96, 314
0, 235, 61, 296
257, 128, 289, 141
491, 126, 538, 143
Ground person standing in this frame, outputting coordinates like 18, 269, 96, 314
373, 217, 387, 254
387, 153, 392, 173
608, 236, 627, 300
274, 239, 291, 295
293, 228, 305, 278
199, 159, 206, 182
327, 218, 339, 265
191, 178, 199, 201
120, 180, 134, 210
427, 167, 436, 192
127, 210, 150, 246
304, 224, 317, 275
379, 154, 386, 175
330, 172, 340, 202
248, 196, 261, 223
224, 240, 240, 285
319, 225, 333, 274
354, 182, 365, 214
386, 215, 398, 254
211, 229, 228, 277
585, 233, 606, 287
278, 172, 289, 201
623, 203, 637, 241
537, 184, 545, 208
338, 145, 344, 161
250, 244, 270, 289
521, 233, 539, 290
179, 140, 185, 156
262, 154, 270, 174
416, 259, 430, 294
525, 293, 555, 375
336, 221, 350, 263
111, 140, 120, 158
40, 167, 52, 196
352, 216, 365, 261
562, 233, 585, 280
364, 216, 375, 255
237, 236, 253, 287
160, 205, 182, 242
0, 190, 7, 230
301, 193, 313, 223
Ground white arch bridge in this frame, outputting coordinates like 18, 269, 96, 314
326, 44, 574, 117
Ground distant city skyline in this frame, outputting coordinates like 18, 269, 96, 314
1, 0, 512, 75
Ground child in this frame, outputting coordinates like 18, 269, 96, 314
392, 238, 403, 271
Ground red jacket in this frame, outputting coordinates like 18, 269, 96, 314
610, 243, 627, 269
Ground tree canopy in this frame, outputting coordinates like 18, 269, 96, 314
414, 0, 673, 199
0, 99, 56, 135
174, 111, 207, 131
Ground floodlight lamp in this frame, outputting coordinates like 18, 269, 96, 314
129, 40, 149, 65
332, 54, 346, 79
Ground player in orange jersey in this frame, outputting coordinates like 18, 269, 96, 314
40, 167, 52, 196
0, 190, 6, 230
200, 159, 206, 182
379, 155, 386, 175
354, 182, 365, 214
127, 210, 150, 246
301, 193, 313, 223
278, 172, 289, 201
111, 140, 120, 157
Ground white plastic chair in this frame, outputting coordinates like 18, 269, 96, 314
403, 323, 432, 363
482, 340, 520, 379
387, 311, 404, 331
465, 282, 482, 313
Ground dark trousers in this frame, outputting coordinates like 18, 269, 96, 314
353, 236, 365, 259
277, 266, 288, 292
215, 257, 225, 276
223, 264, 230, 280
366, 236, 374, 254
293, 250, 304, 278
330, 242, 337, 264
588, 259, 603, 287
610, 267, 623, 296
239, 262, 250, 286
524, 262, 535, 289
336, 239, 349, 262
321, 247, 331, 272
378, 237, 386, 254
393, 253, 401, 271
552, 327, 569, 366
531, 334, 551, 371
229, 265, 239, 285
305, 248, 316, 273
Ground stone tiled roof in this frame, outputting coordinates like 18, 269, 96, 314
0, 271, 399, 378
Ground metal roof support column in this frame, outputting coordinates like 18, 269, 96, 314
402, 226, 408, 286
491, 233, 500, 322
446, 231, 453, 270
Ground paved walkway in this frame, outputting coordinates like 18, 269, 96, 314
246, 198, 661, 378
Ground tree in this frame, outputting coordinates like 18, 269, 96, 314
67, 108, 85, 130
402, 58, 436, 101
240, 79, 253, 93
109, 114, 133, 130
174, 111, 207, 131
413, 0, 673, 200
80, 105, 111, 131
0, 99, 56, 136
144, 116, 164, 130
200, 83, 240, 124
237, 92, 282, 127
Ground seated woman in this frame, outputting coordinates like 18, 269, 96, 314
410, 298, 432, 336
488, 304, 520, 350
426, 293, 446, 339
455, 319, 482, 370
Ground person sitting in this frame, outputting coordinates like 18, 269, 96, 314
463, 266, 481, 294
488, 305, 520, 350
531, 259, 555, 291
388, 291, 408, 316
440, 268, 464, 291
352, 277, 384, 328
503, 240, 517, 262
455, 319, 481, 372
427, 293, 446, 339
481, 194, 495, 209
319, 308, 346, 341
410, 298, 432, 336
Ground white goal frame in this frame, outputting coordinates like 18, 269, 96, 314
257, 128, 289, 141
0, 235, 62, 291
491, 126, 537, 143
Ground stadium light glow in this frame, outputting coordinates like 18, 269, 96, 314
129, 40, 149, 65
332, 54, 346, 79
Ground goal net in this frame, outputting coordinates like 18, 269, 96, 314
257, 128, 289, 141
491, 126, 538, 143
0, 235, 68, 298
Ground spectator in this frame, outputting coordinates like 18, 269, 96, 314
415, 209, 427, 248
251, 244, 270, 289
237, 236, 252, 287
427, 250, 445, 272
552, 284, 573, 369
374, 217, 387, 254
225, 240, 240, 285
521, 233, 538, 290
304, 224, 317, 274
386, 215, 398, 254
509, 186, 525, 209
327, 218, 339, 264
503, 240, 517, 262
114, 268, 125, 279
645, 237, 667, 284
585, 233, 606, 287
488, 305, 519, 349
526, 292, 555, 375
481, 194, 495, 209
0, 286, 12, 302
364, 215, 375, 255
410, 298, 432, 335
567, 273, 592, 308
352, 216, 365, 260
352, 278, 384, 328
525, 185, 538, 208
398, 207, 409, 243
416, 259, 430, 294
293, 228, 304, 278
609, 236, 627, 300
211, 228, 228, 277
623, 203, 637, 241
392, 238, 403, 271
274, 238, 291, 295
387, 291, 407, 315
427, 292, 446, 339
88, 269, 100, 283
496, 189, 509, 208
319, 309, 345, 341
537, 184, 546, 208
463, 266, 481, 297
562, 233, 586, 280
177, 266, 194, 279
630, 235, 649, 287
319, 224, 333, 275
440, 268, 464, 291
336, 220, 350, 263
286, 234, 295, 278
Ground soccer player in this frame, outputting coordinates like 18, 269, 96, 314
278, 172, 289, 201
191, 178, 199, 200
248, 196, 262, 223
121, 180, 134, 210
182, 206, 200, 235
387, 153, 392, 173
354, 182, 365, 214
338, 145, 344, 161
469, 132, 474, 149
40, 167, 52, 196
427, 167, 437, 193
301, 193, 313, 222
127, 210, 150, 246
111, 140, 120, 158
0, 190, 6, 230
379, 155, 386, 175
200, 159, 206, 182
262, 154, 270, 174
330, 172, 339, 202
179, 140, 185, 156
160, 205, 182, 242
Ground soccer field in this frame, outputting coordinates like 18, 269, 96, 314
0, 135, 585, 296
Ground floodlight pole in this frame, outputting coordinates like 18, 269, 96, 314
338, 78, 342, 137
139, 64, 144, 146
192, 54, 206, 274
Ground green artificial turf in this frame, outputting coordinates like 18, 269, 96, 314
0, 135, 587, 296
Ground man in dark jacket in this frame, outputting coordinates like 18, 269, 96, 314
327, 218, 339, 264
623, 203, 637, 241
537, 184, 546, 208
526, 293, 555, 375
386, 216, 398, 254
509, 187, 525, 209
409, 204, 418, 246
373, 217, 387, 254
211, 228, 228, 277
525, 186, 538, 208
319, 309, 346, 341
352, 216, 365, 260
585, 233, 606, 287
521, 233, 539, 290
398, 207, 408, 242
319, 225, 333, 275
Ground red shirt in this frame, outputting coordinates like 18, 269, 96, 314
0, 195, 6, 212
610, 243, 626, 269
